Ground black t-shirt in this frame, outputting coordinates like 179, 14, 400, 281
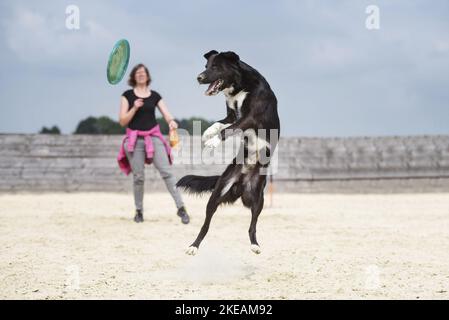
122, 89, 162, 130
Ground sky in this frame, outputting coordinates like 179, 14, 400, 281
0, 0, 448, 137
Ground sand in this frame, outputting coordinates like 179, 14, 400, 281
0, 192, 448, 299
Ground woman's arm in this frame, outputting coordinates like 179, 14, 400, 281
157, 99, 178, 129
119, 96, 143, 127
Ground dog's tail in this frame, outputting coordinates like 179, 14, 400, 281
176, 175, 220, 194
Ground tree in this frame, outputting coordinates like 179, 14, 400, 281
180, 117, 214, 135
74, 116, 125, 134
74, 116, 214, 135
39, 125, 61, 134
158, 117, 214, 135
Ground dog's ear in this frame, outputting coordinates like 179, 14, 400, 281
204, 50, 218, 60
221, 51, 240, 63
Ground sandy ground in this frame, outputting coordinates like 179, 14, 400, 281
0, 192, 448, 300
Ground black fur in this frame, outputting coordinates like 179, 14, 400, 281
178, 50, 280, 254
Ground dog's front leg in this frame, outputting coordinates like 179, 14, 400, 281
202, 122, 232, 141
204, 117, 254, 148
219, 116, 256, 141
205, 117, 253, 148
203, 106, 237, 148
203, 122, 232, 148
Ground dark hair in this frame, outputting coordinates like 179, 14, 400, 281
128, 63, 151, 87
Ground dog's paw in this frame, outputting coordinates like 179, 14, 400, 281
186, 246, 198, 255
204, 135, 221, 148
250, 244, 261, 254
202, 122, 231, 141
202, 123, 221, 141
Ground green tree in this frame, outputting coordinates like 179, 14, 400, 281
156, 117, 169, 135
96, 116, 125, 134
74, 116, 125, 134
39, 125, 61, 134
74, 116, 214, 135
157, 117, 214, 135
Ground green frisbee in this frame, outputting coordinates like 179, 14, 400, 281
107, 39, 130, 85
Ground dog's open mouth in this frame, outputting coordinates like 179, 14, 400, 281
205, 79, 224, 96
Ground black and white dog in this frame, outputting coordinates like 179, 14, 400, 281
176, 50, 280, 255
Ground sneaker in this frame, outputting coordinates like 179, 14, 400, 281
134, 209, 144, 223
177, 206, 190, 224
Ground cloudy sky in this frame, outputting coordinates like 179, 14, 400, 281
0, 0, 448, 137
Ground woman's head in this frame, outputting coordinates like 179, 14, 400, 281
128, 63, 151, 87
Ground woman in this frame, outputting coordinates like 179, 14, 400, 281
118, 63, 189, 224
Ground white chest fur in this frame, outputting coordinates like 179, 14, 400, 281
225, 90, 248, 120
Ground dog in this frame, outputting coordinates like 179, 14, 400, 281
176, 50, 280, 255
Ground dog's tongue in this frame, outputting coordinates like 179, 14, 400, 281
205, 80, 219, 95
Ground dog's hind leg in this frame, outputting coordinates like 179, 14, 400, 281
186, 165, 241, 255
186, 193, 220, 255
249, 192, 264, 254
244, 173, 267, 254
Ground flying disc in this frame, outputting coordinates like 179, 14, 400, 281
107, 39, 130, 85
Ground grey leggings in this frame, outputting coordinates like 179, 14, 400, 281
124, 136, 184, 211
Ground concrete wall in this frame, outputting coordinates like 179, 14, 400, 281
1, 133, 448, 193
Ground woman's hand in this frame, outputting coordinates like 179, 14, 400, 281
168, 119, 178, 130
133, 98, 144, 110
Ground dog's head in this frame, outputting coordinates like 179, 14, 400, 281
197, 50, 241, 96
